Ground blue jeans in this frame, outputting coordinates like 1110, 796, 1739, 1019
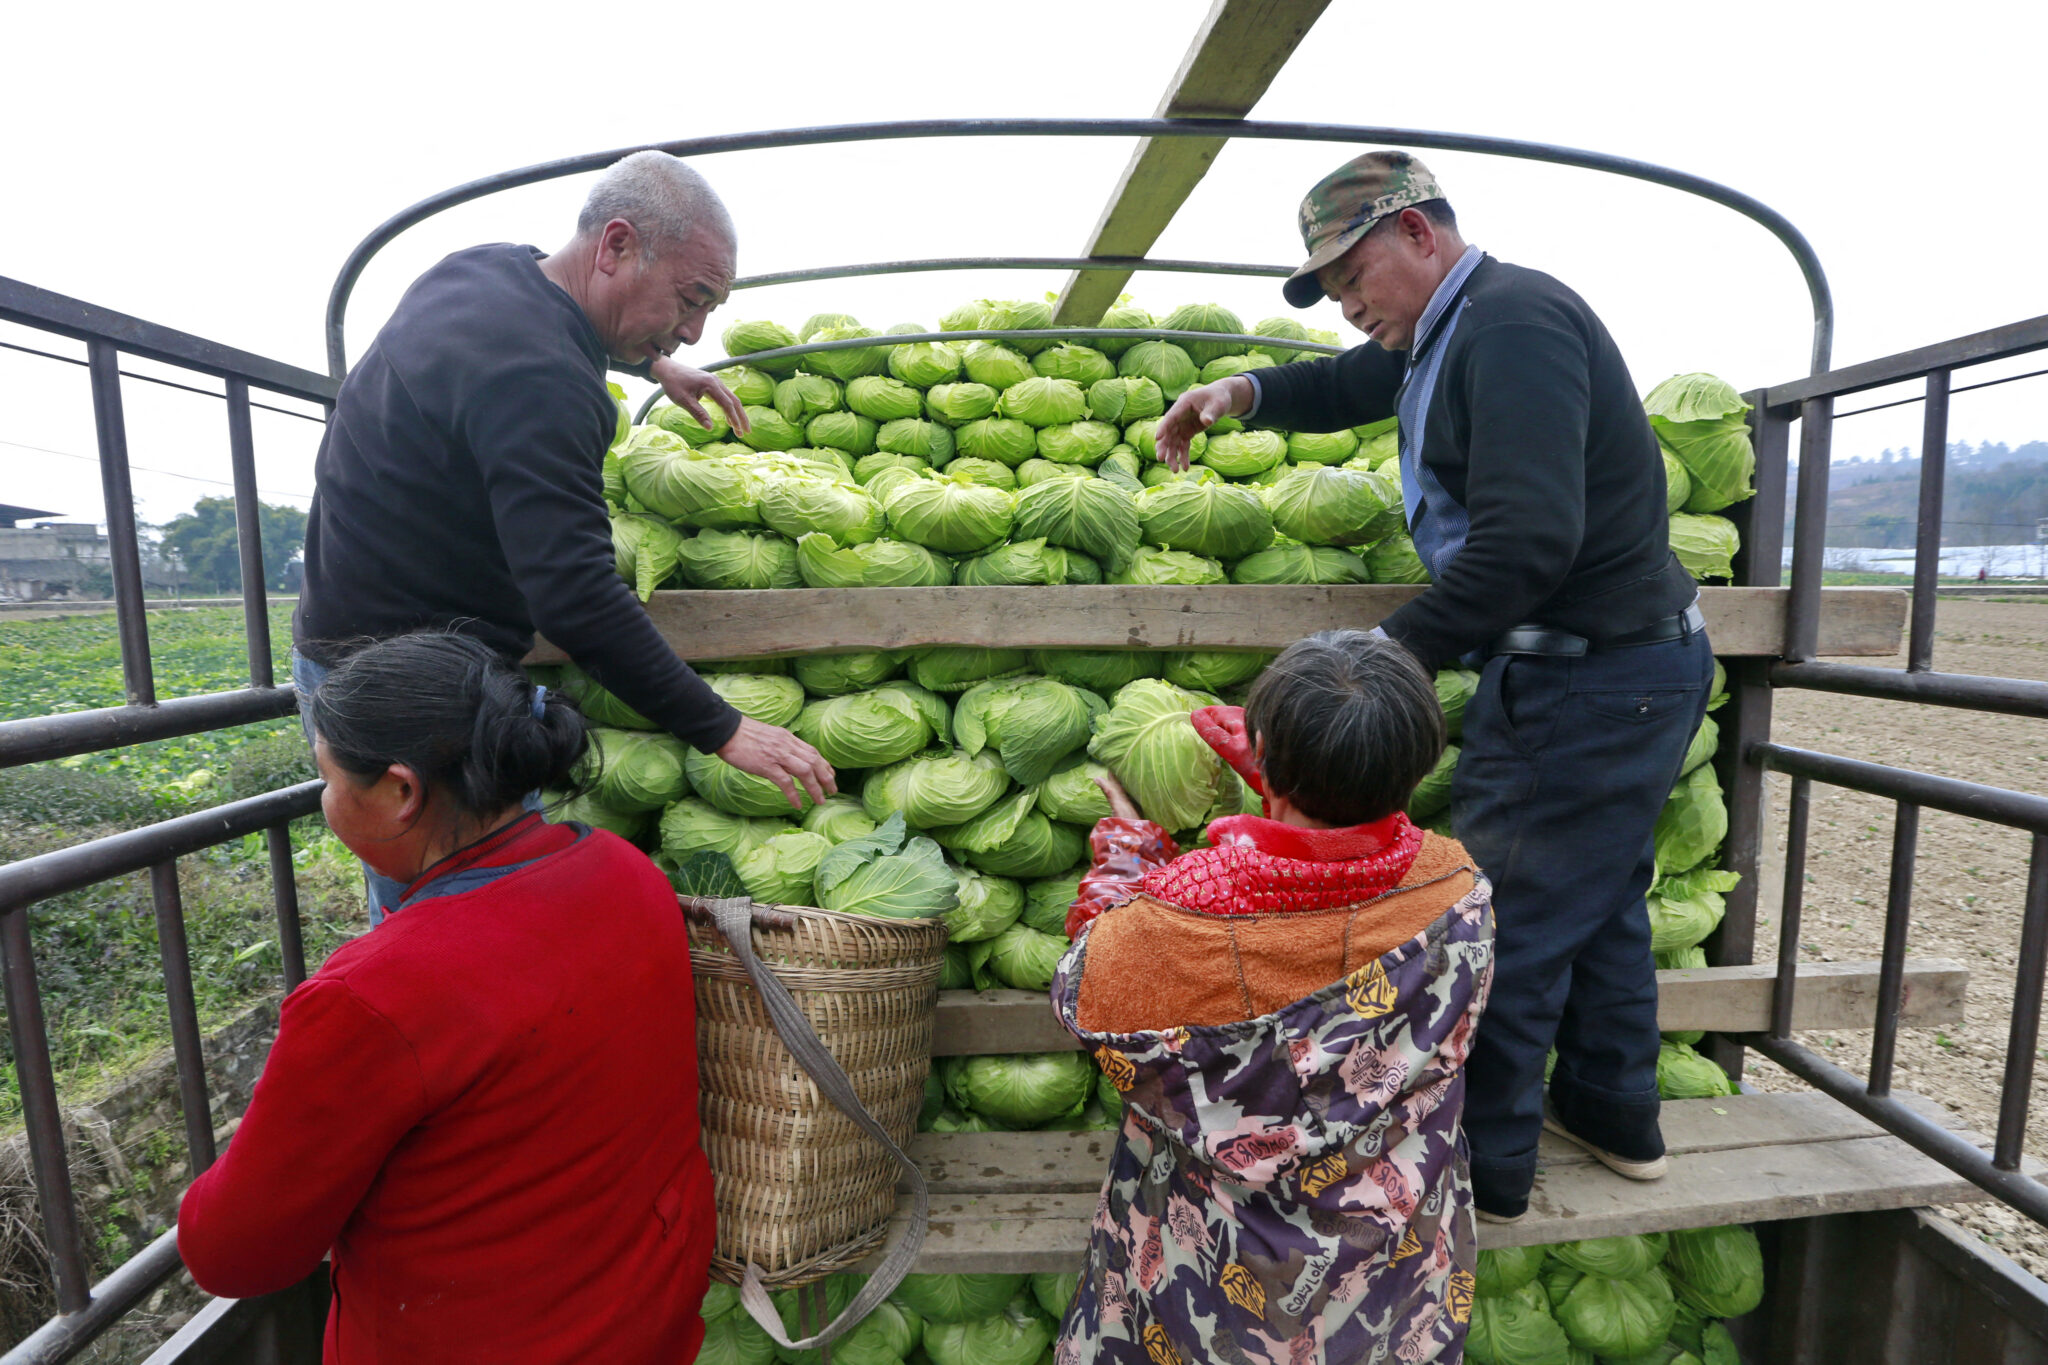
1454, 628, 1715, 1215
292, 651, 408, 926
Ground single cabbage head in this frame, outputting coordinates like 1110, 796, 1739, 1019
657, 798, 795, 863
772, 373, 843, 426
998, 376, 1089, 429
805, 410, 879, 457
1031, 343, 1116, 386
703, 672, 806, 726
1036, 759, 1113, 826
961, 342, 1035, 391
1087, 302, 1153, 358
1162, 651, 1270, 693
735, 406, 806, 453
649, 401, 730, 446
1029, 648, 1162, 693
953, 416, 1040, 466
1361, 533, 1431, 584
1286, 428, 1361, 464
1198, 352, 1275, 385
1230, 543, 1371, 585
791, 651, 903, 698
1121, 418, 1204, 464
798, 312, 861, 342
1021, 867, 1086, 935
947, 866, 1025, 943
721, 320, 800, 374
1012, 477, 1141, 572
685, 747, 815, 818
1555, 1269, 1676, 1358
756, 477, 885, 546
1117, 339, 1199, 400
945, 1050, 1094, 1128
882, 474, 1016, 554
619, 446, 760, 529
1202, 429, 1290, 478
956, 537, 1064, 586
793, 682, 946, 768
1659, 1039, 1738, 1099
954, 675, 1106, 786
876, 418, 955, 462
733, 829, 831, 906
845, 375, 924, 422
1089, 678, 1228, 831
674, 525, 801, 591
1250, 315, 1312, 362
854, 451, 932, 485
922, 1299, 1054, 1365
1109, 545, 1227, 586
978, 298, 1057, 354
1664, 1224, 1765, 1319
1654, 763, 1728, 876
1135, 480, 1275, 560
889, 340, 963, 388
1645, 373, 1755, 512
1669, 512, 1740, 580
801, 324, 888, 381
1036, 420, 1120, 465
979, 921, 1071, 990
576, 728, 691, 813
1017, 458, 1093, 488
939, 456, 1017, 491
1158, 302, 1247, 368
801, 795, 878, 844
925, 381, 1001, 425
794, 533, 952, 588
1086, 375, 1166, 425
907, 646, 1031, 693
813, 812, 960, 920
862, 748, 1013, 828
893, 1273, 1028, 1326
611, 512, 684, 601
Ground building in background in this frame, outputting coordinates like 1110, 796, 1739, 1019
0, 503, 187, 601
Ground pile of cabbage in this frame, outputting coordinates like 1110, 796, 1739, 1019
604, 303, 1754, 608
698, 1269, 1075, 1365
1468, 1227, 1763, 1365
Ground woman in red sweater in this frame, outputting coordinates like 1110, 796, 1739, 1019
179, 632, 715, 1364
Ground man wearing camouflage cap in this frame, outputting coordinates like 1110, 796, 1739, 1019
1156, 151, 1713, 1224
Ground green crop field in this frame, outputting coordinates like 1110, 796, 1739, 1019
0, 605, 360, 1124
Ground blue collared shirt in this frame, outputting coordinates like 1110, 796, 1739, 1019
1397, 245, 1486, 578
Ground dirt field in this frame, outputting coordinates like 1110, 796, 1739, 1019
1740, 596, 2048, 1273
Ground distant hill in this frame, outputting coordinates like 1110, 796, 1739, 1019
1786, 442, 2048, 547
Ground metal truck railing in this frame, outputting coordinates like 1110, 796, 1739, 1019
0, 114, 2038, 1362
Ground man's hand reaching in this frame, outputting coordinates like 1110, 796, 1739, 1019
651, 356, 751, 437
715, 716, 836, 809
1152, 375, 1253, 472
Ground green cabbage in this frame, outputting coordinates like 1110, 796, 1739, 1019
947, 1051, 1094, 1128
575, 728, 690, 813
649, 401, 730, 446
1361, 532, 1430, 584
941, 456, 1017, 491
704, 672, 806, 726
926, 382, 1001, 425
722, 319, 800, 374
1021, 869, 1085, 936
1134, 480, 1274, 561
715, 365, 776, 407
893, 1274, 1028, 1325
658, 798, 794, 862
1286, 428, 1361, 464
1406, 744, 1459, 823
956, 537, 1065, 586
1648, 866, 1741, 952
854, 452, 932, 486
1034, 420, 1119, 465
562, 665, 656, 729
979, 922, 1071, 991
1644, 373, 1754, 512
997, 377, 1088, 429
882, 475, 1015, 554
1477, 1246, 1550, 1297
1017, 458, 1092, 488
1097, 445, 1143, 487
1659, 1039, 1737, 1099
799, 313, 861, 342
805, 410, 879, 457
696, 1303, 777, 1365
962, 342, 1035, 391
936, 944, 973, 991
792, 651, 903, 697
1158, 302, 1246, 368
1351, 415, 1401, 470
1030, 344, 1115, 387
907, 646, 1031, 693
544, 789, 654, 842
876, 418, 955, 462
794, 684, 945, 768
1087, 302, 1153, 358
862, 748, 1012, 828
1162, 651, 1270, 693
1437, 668, 1480, 741
1250, 315, 1311, 361
1555, 1271, 1676, 1358
939, 301, 985, 332
1202, 429, 1290, 478
776, 448, 856, 483
773, 373, 844, 426
1229, 543, 1372, 585
1030, 1272, 1076, 1323
1655, 764, 1728, 876
923, 1301, 1052, 1365
735, 406, 806, 453
1262, 463, 1401, 546
1012, 477, 1141, 572
1089, 678, 1227, 832
1664, 1225, 1764, 1319
1551, 1234, 1669, 1279
1109, 545, 1226, 586
888, 340, 963, 388
769, 1275, 921, 1365
1669, 513, 1739, 581
1468, 1295, 1574, 1365
846, 375, 925, 422
611, 512, 684, 601
1117, 340, 1198, 400
795, 533, 952, 588
933, 788, 1088, 879
1085, 375, 1166, 425
954, 676, 1105, 786
1199, 352, 1275, 385
733, 829, 831, 905
802, 324, 888, 381
1029, 649, 1162, 694
1663, 446, 1692, 515
685, 748, 815, 818
1036, 760, 1113, 826
1680, 714, 1719, 778
757, 478, 884, 546
978, 298, 1057, 355
1700, 1322, 1739, 1365
1121, 418, 1204, 464
814, 812, 958, 920
948, 867, 1025, 943
953, 417, 1040, 466
802, 795, 878, 844
620, 447, 760, 529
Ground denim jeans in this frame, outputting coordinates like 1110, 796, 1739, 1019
291, 650, 408, 926
1453, 628, 1715, 1215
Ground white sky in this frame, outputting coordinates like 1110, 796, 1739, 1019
3, 0, 2044, 526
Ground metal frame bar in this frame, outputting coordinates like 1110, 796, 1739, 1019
0, 688, 301, 770
728, 255, 1292, 290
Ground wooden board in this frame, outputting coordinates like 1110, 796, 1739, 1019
862, 1093, 2016, 1272
526, 585, 1907, 664
930, 959, 1967, 1056
1049, 0, 1336, 326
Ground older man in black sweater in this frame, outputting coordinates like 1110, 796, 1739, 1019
1156, 152, 1713, 1223
297, 151, 833, 919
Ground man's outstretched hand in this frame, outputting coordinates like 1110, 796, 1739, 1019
651, 356, 751, 437
715, 716, 836, 809
1152, 375, 1253, 472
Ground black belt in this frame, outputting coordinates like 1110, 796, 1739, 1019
1487, 603, 1705, 659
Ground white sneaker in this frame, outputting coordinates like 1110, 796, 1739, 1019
1543, 1102, 1668, 1181
1476, 1207, 1526, 1225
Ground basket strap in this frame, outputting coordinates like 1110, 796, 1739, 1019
708, 896, 931, 1353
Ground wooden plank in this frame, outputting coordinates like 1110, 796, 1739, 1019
525, 585, 1907, 664
930, 960, 1968, 1057
866, 1094, 2026, 1271
1049, 0, 1336, 326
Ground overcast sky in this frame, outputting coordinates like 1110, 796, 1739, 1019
3, 0, 2044, 527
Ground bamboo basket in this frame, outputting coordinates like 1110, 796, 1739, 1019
685, 897, 948, 1288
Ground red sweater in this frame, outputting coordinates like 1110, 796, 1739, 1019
178, 820, 715, 1364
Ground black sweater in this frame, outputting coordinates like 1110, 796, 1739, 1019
295, 245, 741, 752
1253, 256, 1697, 672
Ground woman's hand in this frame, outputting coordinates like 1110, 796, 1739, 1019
1191, 705, 1263, 794
651, 357, 751, 436
1152, 376, 1253, 472
1092, 771, 1145, 822
715, 717, 836, 809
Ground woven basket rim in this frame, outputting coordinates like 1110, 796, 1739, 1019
686, 897, 949, 934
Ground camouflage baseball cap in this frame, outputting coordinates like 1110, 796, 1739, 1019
1282, 151, 1446, 308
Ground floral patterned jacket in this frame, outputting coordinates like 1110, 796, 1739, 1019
1049, 870, 1494, 1365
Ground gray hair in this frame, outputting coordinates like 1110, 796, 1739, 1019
576, 151, 735, 260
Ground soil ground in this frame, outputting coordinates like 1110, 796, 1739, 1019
1740, 596, 2048, 1274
